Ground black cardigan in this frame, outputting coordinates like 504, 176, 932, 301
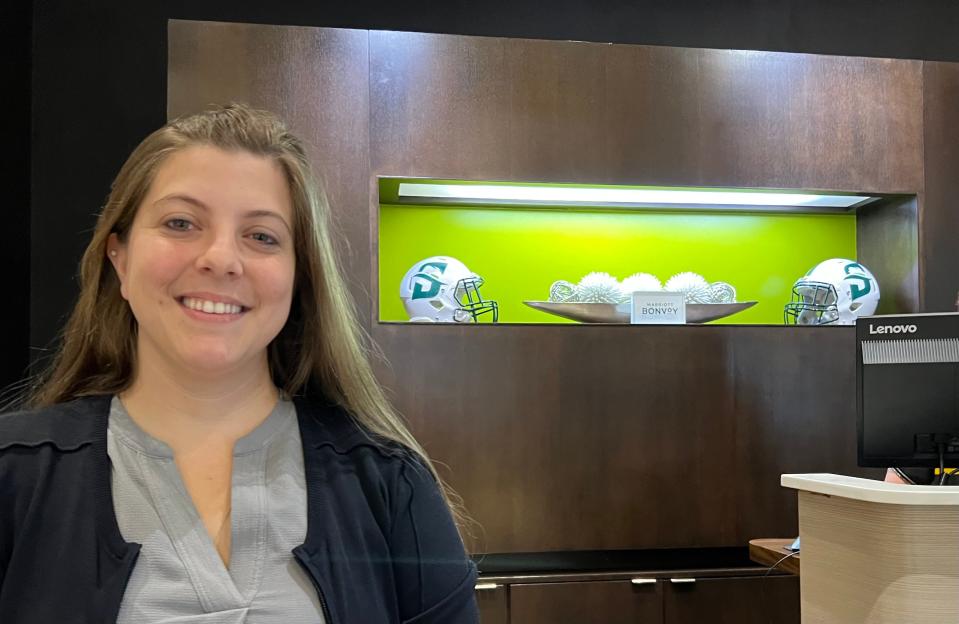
0, 395, 478, 623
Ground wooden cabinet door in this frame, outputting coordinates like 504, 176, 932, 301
510, 579, 664, 624
663, 575, 799, 624
476, 583, 508, 624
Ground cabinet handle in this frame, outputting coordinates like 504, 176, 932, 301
630, 578, 657, 585
475, 583, 500, 591
669, 578, 696, 584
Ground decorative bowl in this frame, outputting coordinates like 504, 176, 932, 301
523, 300, 757, 324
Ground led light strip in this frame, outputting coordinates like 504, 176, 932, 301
398, 183, 873, 209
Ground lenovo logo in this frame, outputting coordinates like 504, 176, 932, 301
868, 323, 918, 335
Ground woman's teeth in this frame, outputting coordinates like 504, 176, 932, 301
181, 297, 243, 315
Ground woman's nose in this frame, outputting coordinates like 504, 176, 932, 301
196, 232, 243, 277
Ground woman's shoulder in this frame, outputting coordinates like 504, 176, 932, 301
0, 394, 111, 452
292, 394, 427, 492
292, 394, 410, 458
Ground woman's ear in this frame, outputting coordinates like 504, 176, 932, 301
106, 233, 129, 300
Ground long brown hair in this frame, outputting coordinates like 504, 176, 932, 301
29, 104, 472, 540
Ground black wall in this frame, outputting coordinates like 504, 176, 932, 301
2, 0, 32, 398
8, 0, 959, 393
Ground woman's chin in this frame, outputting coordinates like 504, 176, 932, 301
176, 348, 261, 377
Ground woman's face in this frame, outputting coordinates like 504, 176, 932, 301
108, 145, 296, 379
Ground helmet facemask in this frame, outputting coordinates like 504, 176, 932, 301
784, 281, 839, 325
454, 276, 499, 322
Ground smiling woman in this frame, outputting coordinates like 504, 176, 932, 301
0, 104, 478, 624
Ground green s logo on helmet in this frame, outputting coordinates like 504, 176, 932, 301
843, 262, 872, 300
410, 261, 448, 300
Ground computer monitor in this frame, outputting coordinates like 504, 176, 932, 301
857, 312, 959, 468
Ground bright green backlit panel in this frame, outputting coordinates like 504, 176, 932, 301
379, 204, 858, 324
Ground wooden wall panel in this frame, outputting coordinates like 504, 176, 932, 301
606, 48, 923, 192
167, 21, 374, 330
370, 31, 515, 181
921, 62, 959, 312
723, 327, 872, 543
372, 325, 877, 553
857, 197, 920, 314
504, 39, 608, 182
371, 31, 923, 194
369, 31, 610, 183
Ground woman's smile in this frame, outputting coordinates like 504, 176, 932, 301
177, 294, 250, 322
178, 298, 246, 322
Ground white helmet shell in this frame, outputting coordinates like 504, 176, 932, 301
784, 258, 880, 325
399, 256, 498, 323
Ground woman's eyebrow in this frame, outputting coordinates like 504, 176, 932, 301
154, 194, 292, 233
154, 193, 208, 210
243, 209, 292, 234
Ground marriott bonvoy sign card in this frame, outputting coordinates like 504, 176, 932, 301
630, 291, 686, 324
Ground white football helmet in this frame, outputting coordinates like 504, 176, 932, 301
784, 258, 880, 325
399, 256, 498, 323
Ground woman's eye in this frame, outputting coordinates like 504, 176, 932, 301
165, 218, 193, 231
250, 232, 279, 246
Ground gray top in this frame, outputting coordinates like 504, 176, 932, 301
107, 396, 325, 623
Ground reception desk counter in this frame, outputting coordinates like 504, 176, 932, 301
781, 473, 959, 624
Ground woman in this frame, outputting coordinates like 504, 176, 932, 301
0, 104, 478, 623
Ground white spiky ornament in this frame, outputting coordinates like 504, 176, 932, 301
620, 272, 662, 296
665, 272, 709, 302
576, 272, 624, 303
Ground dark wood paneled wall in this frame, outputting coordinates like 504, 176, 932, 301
857, 197, 920, 315
373, 324, 873, 552
921, 62, 959, 312
370, 32, 922, 193
170, 22, 941, 554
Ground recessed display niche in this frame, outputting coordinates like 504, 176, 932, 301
378, 178, 917, 325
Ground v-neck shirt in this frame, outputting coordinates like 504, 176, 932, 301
106, 396, 326, 623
